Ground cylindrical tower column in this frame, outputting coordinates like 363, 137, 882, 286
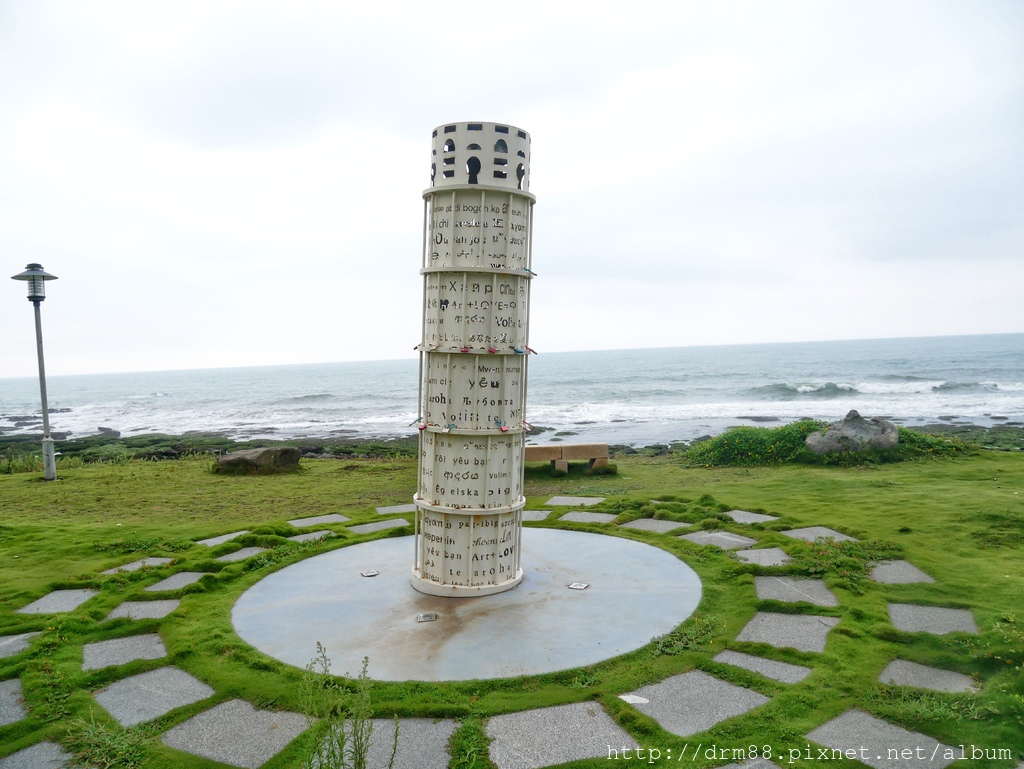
411, 121, 536, 597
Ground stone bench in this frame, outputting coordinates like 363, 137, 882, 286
525, 443, 609, 472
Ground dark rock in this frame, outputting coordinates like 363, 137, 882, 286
97, 426, 121, 438
215, 447, 302, 473
805, 410, 899, 455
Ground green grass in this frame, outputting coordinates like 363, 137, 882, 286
1, 451, 1023, 767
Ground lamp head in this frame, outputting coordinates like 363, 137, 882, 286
11, 263, 58, 302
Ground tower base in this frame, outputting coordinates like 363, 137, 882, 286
410, 568, 523, 597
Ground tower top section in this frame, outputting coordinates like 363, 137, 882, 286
428, 121, 531, 192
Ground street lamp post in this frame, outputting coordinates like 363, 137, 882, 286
11, 263, 59, 480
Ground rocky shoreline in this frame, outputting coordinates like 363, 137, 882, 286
2, 420, 1022, 462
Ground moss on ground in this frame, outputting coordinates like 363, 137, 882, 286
1, 451, 1022, 767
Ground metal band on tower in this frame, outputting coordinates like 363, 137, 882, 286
411, 121, 535, 596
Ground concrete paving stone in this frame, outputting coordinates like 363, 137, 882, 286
0, 742, 74, 768
755, 576, 838, 607
870, 560, 935, 584
545, 496, 605, 506
93, 666, 215, 727
376, 503, 417, 514
105, 599, 180, 621
487, 701, 633, 769
161, 699, 308, 769
713, 650, 813, 684
781, 526, 858, 542
100, 557, 174, 574
287, 530, 335, 543
620, 518, 692, 533
724, 510, 779, 524
197, 530, 249, 547
17, 589, 98, 615
558, 511, 617, 524
215, 547, 268, 563
720, 760, 783, 769
347, 519, 411, 535
318, 718, 457, 769
878, 659, 977, 693
806, 709, 956, 769
82, 633, 167, 671
0, 631, 41, 659
144, 571, 205, 592
288, 513, 350, 526
625, 670, 770, 738
0, 678, 25, 727
736, 548, 792, 566
681, 531, 757, 550
520, 510, 551, 521
371, 718, 456, 769
888, 603, 978, 635
736, 612, 841, 653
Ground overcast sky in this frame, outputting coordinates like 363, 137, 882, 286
1, 0, 1021, 378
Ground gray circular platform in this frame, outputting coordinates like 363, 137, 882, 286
232, 528, 702, 681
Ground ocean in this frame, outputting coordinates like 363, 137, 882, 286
1, 334, 1021, 447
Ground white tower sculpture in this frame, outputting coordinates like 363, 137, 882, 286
411, 121, 535, 596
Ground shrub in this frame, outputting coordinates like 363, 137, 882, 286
685, 421, 970, 467
685, 420, 825, 467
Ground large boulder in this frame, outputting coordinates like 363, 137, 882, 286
215, 446, 302, 473
805, 410, 899, 455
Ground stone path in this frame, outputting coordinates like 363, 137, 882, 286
101, 556, 173, 574
736, 612, 841, 652
736, 547, 791, 566
620, 517, 691, 532
161, 699, 308, 769
754, 576, 838, 607
0, 678, 24, 727
877, 659, 977, 693
806, 709, 957, 769
724, 509, 779, 524
16, 588, 97, 615
557, 510, 616, 523
82, 633, 167, 670
713, 649, 813, 684
870, 559, 935, 584
93, 666, 216, 727
624, 669, 770, 737
487, 701, 631, 769
681, 530, 758, 549
0, 498, 1000, 768
781, 526, 858, 542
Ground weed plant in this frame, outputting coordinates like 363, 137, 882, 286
64, 713, 149, 768
300, 647, 397, 769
